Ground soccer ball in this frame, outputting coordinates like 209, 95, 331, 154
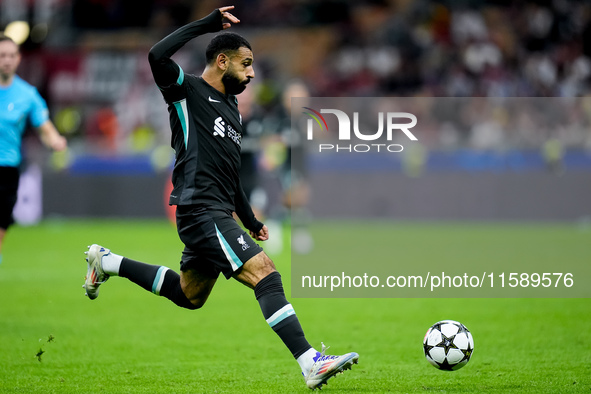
423, 320, 474, 371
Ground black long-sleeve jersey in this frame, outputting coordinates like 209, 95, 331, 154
148, 10, 262, 233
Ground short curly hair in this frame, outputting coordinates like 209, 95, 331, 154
205, 32, 251, 64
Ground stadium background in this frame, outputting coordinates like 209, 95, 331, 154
2, 1, 591, 393
3, 0, 591, 222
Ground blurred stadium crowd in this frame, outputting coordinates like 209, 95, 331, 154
2, 0, 591, 224
4, 0, 591, 152
0, 0, 591, 242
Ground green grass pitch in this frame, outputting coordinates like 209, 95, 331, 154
0, 219, 589, 393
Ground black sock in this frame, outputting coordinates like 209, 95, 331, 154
119, 257, 197, 310
255, 271, 312, 359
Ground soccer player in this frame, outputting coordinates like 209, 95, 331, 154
0, 34, 67, 262
82, 6, 358, 390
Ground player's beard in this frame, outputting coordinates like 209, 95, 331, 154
222, 65, 250, 95
0, 68, 13, 84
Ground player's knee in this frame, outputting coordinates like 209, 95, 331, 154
260, 254, 277, 274
186, 297, 207, 310
252, 255, 277, 283
234, 252, 278, 288
180, 286, 211, 310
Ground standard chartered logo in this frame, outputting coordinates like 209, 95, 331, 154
213, 116, 241, 145
213, 116, 225, 137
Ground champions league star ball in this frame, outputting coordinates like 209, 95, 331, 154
423, 320, 474, 371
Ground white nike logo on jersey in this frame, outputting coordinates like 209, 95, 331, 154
208, 96, 221, 103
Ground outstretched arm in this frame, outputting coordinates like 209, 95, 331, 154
38, 120, 67, 152
250, 224, 269, 242
235, 179, 266, 240
148, 6, 240, 89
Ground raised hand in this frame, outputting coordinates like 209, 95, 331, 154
219, 6, 240, 29
250, 225, 269, 242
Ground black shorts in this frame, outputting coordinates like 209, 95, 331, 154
0, 167, 20, 230
176, 205, 264, 279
